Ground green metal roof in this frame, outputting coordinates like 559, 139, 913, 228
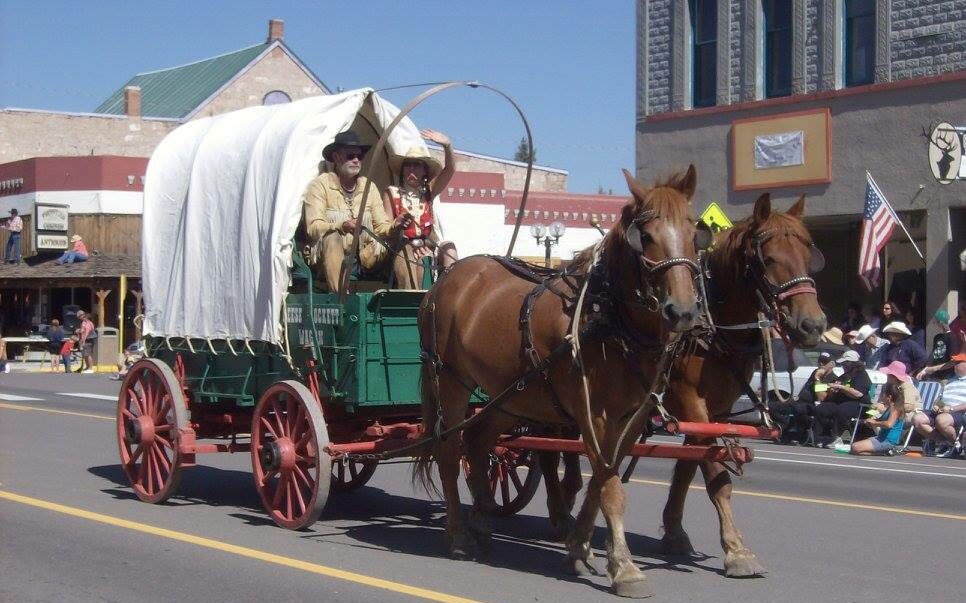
94, 43, 271, 119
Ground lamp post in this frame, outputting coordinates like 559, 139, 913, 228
530, 221, 566, 267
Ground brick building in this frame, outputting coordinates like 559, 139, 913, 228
636, 0, 965, 337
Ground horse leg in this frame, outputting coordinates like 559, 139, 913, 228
433, 375, 476, 558
660, 459, 699, 555
462, 414, 516, 551
699, 459, 765, 578
538, 450, 572, 540
599, 471, 652, 598
562, 468, 603, 577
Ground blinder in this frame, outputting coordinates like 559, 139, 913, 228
749, 229, 819, 302
694, 223, 714, 252
624, 209, 700, 276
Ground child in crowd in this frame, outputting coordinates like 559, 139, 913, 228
60, 335, 77, 373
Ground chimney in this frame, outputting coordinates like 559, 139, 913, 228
124, 86, 141, 118
267, 19, 284, 42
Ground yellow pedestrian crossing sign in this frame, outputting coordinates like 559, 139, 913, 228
699, 202, 732, 232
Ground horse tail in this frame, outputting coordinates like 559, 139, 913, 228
412, 296, 442, 496
411, 356, 441, 496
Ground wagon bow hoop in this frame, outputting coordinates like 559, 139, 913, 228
341, 81, 536, 302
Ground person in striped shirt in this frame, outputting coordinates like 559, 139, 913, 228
912, 352, 966, 458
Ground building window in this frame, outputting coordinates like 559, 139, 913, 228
690, 0, 717, 108
262, 90, 291, 105
762, 0, 791, 98
844, 0, 875, 86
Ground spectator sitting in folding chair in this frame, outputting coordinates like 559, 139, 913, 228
850, 361, 910, 456
911, 352, 966, 458
813, 350, 871, 448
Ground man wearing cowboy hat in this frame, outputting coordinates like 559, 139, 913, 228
911, 352, 966, 458
853, 324, 886, 369
383, 129, 457, 289
55, 234, 89, 265
881, 321, 928, 375
303, 130, 413, 291
2, 208, 23, 264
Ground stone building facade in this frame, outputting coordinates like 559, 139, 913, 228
636, 1, 965, 336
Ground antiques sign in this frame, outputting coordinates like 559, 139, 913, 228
33, 202, 69, 251
925, 122, 964, 185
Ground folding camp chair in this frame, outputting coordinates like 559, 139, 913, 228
898, 380, 944, 453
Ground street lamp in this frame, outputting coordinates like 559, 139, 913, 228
530, 221, 566, 267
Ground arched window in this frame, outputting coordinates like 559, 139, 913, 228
262, 90, 292, 105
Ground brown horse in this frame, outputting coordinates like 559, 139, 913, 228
658, 193, 826, 577
414, 167, 703, 598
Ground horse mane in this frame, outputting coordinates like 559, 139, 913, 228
569, 170, 695, 275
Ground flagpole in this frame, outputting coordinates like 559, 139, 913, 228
882, 244, 889, 304
866, 171, 925, 261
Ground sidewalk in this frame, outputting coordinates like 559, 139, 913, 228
0, 360, 116, 374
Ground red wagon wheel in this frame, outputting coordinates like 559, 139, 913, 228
331, 458, 378, 492
464, 447, 542, 516
116, 358, 188, 504
251, 380, 331, 529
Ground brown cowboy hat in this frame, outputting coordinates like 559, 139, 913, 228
389, 147, 443, 180
322, 130, 372, 162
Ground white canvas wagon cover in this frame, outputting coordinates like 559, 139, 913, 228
142, 88, 424, 344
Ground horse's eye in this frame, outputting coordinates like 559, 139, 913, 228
763, 256, 776, 266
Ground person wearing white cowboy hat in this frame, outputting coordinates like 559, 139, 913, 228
302, 130, 413, 292
382, 128, 457, 289
853, 324, 887, 368
55, 234, 89, 265
880, 320, 928, 375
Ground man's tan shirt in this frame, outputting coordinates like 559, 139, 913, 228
303, 171, 391, 247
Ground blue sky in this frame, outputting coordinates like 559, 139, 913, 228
0, 1, 636, 194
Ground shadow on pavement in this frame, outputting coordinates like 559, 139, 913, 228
88, 464, 263, 511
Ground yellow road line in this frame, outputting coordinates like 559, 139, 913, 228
0, 402, 113, 421
0, 490, 486, 603
600, 474, 966, 521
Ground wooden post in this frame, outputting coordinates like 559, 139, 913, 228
132, 290, 144, 340
95, 289, 111, 329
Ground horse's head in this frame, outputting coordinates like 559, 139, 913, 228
613, 166, 703, 332
743, 193, 827, 347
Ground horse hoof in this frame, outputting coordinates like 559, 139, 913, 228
613, 579, 654, 599
660, 533, 695, 556
724, 549, 766, 578
562, 554, 601, 577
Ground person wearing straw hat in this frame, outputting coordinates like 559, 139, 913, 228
383, 128, 457, 289
849, 361, 912, 455
881, 321, 928, 375
303, 130, 413, 291
817, 326, 848, 357
55, 234, 89, 265
911, 352, 966, 458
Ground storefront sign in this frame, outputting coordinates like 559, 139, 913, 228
753, 131, 804, 169
925, 122, 964, 185
33, 202, 69, 251
35, 204, 69, 230
36, 234, 69, 250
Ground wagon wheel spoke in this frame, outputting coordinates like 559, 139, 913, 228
121, 408, 137, 421
285, 476, 294, 520
272, 470, 288, 508
127, 388, 145, 415
290, 472, 307, 515
336, 461, 345, 482
508, 465, 525, 491
153, 442, 171, 474
289, 404, 305, 443
157, 396, 171, 423
499, 466, 511, 505
260, 416, 278, 438
146, 448, 157, 494
260, 468, 278, 487
130, 443, 144, 465
293, 464, 315, 490
272, 398, 287, 438
283, 396, 296, 439
155, 433, 173, 450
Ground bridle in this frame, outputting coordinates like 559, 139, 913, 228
746, 227, 823, 323
622, 209, 702, 313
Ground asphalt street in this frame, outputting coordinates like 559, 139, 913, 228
1, 372, 963, 603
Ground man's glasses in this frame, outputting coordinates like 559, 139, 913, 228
340, 149, 365, 161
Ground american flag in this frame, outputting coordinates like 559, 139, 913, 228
858, 173, 898, 291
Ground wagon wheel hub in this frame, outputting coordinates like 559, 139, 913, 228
124, 415, 156, 446
259, 438, 296, 473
